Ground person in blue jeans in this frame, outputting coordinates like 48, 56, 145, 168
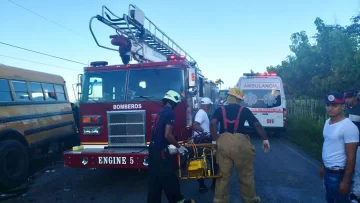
319, 91, 359, 203
344, 88, 360, 202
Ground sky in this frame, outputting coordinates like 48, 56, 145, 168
1, 0, 359, 102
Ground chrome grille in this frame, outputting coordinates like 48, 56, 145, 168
107, 110, 146, 147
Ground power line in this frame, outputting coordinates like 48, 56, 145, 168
0, 41, 87, 65
0, 54, 82, 72
7, 0, 82, 37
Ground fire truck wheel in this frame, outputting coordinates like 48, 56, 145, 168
0, 139, 29, 190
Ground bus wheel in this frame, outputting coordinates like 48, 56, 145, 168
0, 140, 29, 190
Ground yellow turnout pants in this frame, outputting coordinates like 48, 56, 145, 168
213, 132, 260, 203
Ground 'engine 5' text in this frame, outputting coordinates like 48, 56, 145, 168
98, 157, 134, 165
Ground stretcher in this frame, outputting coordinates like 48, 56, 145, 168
177, 142, 221, 180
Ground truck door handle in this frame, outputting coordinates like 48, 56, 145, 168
262, 113, 268, 115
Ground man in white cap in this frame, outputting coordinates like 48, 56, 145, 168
192, 97, 217, 193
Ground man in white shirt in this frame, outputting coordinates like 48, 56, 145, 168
320, 91, 359, 203
193, 97, 212, 137
192, 97, 216, 193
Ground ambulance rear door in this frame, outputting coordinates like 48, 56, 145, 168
239, 76, 284, 128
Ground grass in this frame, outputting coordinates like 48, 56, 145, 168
284, 115, 324, 160
283, 98, 326, 160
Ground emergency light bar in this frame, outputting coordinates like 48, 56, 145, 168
167, 55, 186, 61
243, 73, 277, 76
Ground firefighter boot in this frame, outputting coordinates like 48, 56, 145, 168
242, 196, 261, 203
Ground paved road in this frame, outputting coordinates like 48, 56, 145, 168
4, 136, 325, 203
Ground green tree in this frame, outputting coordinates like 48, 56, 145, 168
267, 15, 360, 97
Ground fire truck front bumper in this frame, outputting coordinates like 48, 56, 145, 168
63, 146, 150, 169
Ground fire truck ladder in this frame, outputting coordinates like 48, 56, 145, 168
89, 4, 199, 69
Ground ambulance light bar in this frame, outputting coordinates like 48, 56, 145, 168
167, 55, 186, 61
243, 73, 277, 76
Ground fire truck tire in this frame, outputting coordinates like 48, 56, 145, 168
0, 139, 29, 190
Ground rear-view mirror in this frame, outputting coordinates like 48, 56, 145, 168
78, 74, 83, 86
188, 87, 198, 96
139, 81, 146, 88
188, 68, 196, 88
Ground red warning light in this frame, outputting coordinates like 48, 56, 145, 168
167, 55, 186, 61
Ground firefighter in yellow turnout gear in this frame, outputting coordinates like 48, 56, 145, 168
210, 88, 270, 203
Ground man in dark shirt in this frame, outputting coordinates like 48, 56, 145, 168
344, 88, 360, 202
147, 90, 194, 203
345, 89, 360, 132
210, 87, 270, 203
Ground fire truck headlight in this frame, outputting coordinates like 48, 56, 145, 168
82, 115, 101, 124
83, 127, 101, 135
82, 157, 88, 165
143, 156, 149, 166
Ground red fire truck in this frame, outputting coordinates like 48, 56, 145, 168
63, 4, 219, 169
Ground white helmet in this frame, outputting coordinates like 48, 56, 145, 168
163, 90, 181, 103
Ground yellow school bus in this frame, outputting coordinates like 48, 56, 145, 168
0, 64, 78, 189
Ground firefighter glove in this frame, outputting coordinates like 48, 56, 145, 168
262, 140, 270, 153
177, 146, 188, 154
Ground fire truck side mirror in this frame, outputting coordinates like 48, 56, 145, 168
187, 68, 197, 96
75, 74, 83, 102
188, 69, 196, 88
78, 74, 83, 85
188, 87, 198, 96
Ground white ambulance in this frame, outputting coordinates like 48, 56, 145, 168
237, 72, 286, 132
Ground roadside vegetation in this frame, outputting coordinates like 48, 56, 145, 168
284, 114, 324, 160
284, 98, 326, 160
265, 13, 360, 159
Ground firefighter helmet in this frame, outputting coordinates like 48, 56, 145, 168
163, 90, 181, 103
228, 87, 244, 100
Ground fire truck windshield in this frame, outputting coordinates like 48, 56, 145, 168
81, 67, 184, 103
81, 70, 127, 103
127, 67, 184, 102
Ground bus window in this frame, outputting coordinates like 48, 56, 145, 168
43, 83, 57, 101
29, 82, 45, 101
55, 84, 67, 101
12, 81, 30, 101
0, 79, 12, 101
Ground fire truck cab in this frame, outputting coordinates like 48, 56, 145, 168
63, 4, 218, 169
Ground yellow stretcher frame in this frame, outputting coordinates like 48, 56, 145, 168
177, 142, 222, 180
